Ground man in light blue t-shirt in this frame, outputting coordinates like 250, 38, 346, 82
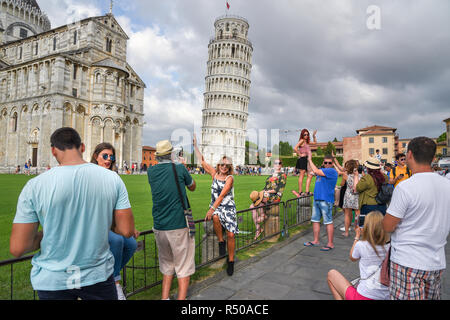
10, 127, 135, 300
303, 154, 338, 252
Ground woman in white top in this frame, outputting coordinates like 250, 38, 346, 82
327, 211, 390, 300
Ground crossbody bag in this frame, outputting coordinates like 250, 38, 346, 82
171, 162, 195, 237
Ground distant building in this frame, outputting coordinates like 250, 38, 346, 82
310, 141, 343, 157
142, 146, 157, 168
398, 138, 411, 154
343, 125, 398, 164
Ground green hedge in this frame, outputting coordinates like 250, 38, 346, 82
279, 156, 343, 168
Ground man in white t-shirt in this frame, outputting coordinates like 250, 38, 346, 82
383, 137, 450, 300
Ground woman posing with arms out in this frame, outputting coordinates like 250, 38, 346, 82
91, 143, 140, 300
249, 159, 287, 240
292, 129, 317, 197
327, 211, 390, 300
193, 135, 238, 276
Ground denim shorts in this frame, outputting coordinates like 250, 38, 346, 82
311, 200, 334, 225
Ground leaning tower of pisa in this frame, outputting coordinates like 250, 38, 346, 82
200, 15, 253, 166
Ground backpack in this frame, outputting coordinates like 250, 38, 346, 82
376, 183, 394, 205
392, 166, 411, 179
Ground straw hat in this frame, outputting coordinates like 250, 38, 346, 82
155, 140, 173, 156
250, 190, 265, 206
365, 156, 381, 170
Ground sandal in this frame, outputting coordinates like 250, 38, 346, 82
291, 190, 301, 198
320, 246, 334, 252
303, 241, 318, 247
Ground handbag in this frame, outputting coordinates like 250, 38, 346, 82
171, 162, 195, 237
379, 246, 391, 287
339, 182, 347, 208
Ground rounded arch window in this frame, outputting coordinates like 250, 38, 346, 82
12, 112, 18, 132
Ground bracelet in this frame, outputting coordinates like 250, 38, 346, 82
354, 238, 359, 241
210, 205, 216, 211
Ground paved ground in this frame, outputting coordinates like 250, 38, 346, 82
187, 211, 450, 300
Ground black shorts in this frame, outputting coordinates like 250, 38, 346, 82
296, 157, 308, 170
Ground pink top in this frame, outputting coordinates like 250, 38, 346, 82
298, 141, 311, 155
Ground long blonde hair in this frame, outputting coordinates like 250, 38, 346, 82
361, 211, 389, 257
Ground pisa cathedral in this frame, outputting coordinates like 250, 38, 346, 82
200, 15, 252, 166
0, 0, 145, 172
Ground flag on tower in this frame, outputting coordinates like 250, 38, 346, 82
227, 2, 230, 10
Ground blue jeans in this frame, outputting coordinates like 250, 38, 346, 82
358, 204, 387, 227
108, 231, 137, 281
311, 200, 334, 225
37, 275, 117, 300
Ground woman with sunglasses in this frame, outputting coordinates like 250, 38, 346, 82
293, 129, 317, 197
250, 159, 287, 239
91, 143, 140, 300
193, 135, 238, 276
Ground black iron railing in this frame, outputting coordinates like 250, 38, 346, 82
0, 196, 314, 300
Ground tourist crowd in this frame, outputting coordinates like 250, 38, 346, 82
9, 127, 450, 301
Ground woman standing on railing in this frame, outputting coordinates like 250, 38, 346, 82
292, 129, 317, 197
193, 135, 238, 276
91, 143, 140, 300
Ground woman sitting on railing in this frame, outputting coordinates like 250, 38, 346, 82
249, 159, 287, 239
193, 135, 238, 276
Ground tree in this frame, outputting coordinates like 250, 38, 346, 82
279, 141, 294, 156
324, 141, 336, 156
437, 132, 446, 143
316, 146, 324, 156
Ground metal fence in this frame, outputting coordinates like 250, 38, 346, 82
0, 195, 314, 300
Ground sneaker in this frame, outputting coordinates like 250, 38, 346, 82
226, 258, 234, 276
218, 241, 226, 257
116, 283, 126, 300
339, 226, 352, 232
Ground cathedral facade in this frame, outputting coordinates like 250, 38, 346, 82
0, 0, 145, 172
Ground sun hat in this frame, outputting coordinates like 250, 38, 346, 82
155, 140, 173, 156
365, 156, 381, 170
250, 190, 265, 206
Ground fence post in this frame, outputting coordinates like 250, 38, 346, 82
281, 201, 289, 238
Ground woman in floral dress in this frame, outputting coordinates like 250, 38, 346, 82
334, 158, 361, 237
193, 135, 238, 276
250, 159, 287, 239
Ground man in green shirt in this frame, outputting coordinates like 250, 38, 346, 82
147, 140, 196, 300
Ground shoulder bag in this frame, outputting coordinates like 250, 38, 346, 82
379, 246, 391, 287
171, 162, 195, 237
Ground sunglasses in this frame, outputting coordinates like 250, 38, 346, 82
274, 161, 282, 165
219, 163, 231, 167
324, 162, 333, 165
399, 158, 406, 161
101, 154, 115, 162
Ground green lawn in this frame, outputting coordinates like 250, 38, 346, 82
0, 173, 338, 261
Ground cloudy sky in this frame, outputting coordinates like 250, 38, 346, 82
39, 0, 450, 149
